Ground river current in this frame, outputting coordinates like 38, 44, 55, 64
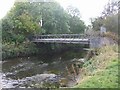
1, 48, 87, 88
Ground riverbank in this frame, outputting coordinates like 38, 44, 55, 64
2, 47, 87, 88
74, 45, 119, 88
2, 40, 87, 60
2, 41, 39, 60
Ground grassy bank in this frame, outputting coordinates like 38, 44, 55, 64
74, 45, 119, 88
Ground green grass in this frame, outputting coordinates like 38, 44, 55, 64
74, 45, 119, 88
75, 59, 118, 88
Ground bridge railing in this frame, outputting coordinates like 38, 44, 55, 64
32, 34, 89, 40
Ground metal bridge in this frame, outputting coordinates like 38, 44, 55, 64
31, 34, 91, 45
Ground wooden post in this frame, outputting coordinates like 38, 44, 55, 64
71, 64, 77, 76
72, 64, 78, 81
66, 66, 71, 76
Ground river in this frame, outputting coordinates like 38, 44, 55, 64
1, 48, 88, 88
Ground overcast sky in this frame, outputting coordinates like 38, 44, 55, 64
0, 0, 109, 25
57, 0, 109, 25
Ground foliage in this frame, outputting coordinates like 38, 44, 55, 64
102, 0, 118, 17
74, 45, 119, 88
68, 16, 85, 34
66, 6, 86, 34
40, 2, 70, 34
104, 31, 119, 42
2, 2, 41, 43
91, 0, 118, 34
2, 1, 86, 59
75, 59, 118, 88
2, 1, 86, 41
2, 41, 39, 60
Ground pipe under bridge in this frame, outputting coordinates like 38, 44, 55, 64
31, 34, 91, 45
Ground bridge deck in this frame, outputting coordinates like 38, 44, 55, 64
32, 38, 90, 44
31, 34, 92, 44
31, 34, 108, 48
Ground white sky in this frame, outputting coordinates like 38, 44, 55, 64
57, 0, 109, 25
0, 0, 15, 19
0, 0, 109, 25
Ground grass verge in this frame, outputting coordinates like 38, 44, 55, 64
74, 45, 119, 88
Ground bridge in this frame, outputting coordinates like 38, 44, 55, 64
30, 33, 112, 48
31, 34, 91, 45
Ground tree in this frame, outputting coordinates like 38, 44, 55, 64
91, 0, 118, 33
40, 2, 70, 34
2, 0, 86, 43
66, 6, 86, 34
67, 6, 81, 18
102, 0, 118, 18
2, 1, 42, 43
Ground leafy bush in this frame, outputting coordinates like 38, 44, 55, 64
2, 42, 39, 60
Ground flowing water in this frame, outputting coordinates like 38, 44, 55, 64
1, 48, 87, 88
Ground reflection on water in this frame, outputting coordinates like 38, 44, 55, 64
2, 49, 87, 88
